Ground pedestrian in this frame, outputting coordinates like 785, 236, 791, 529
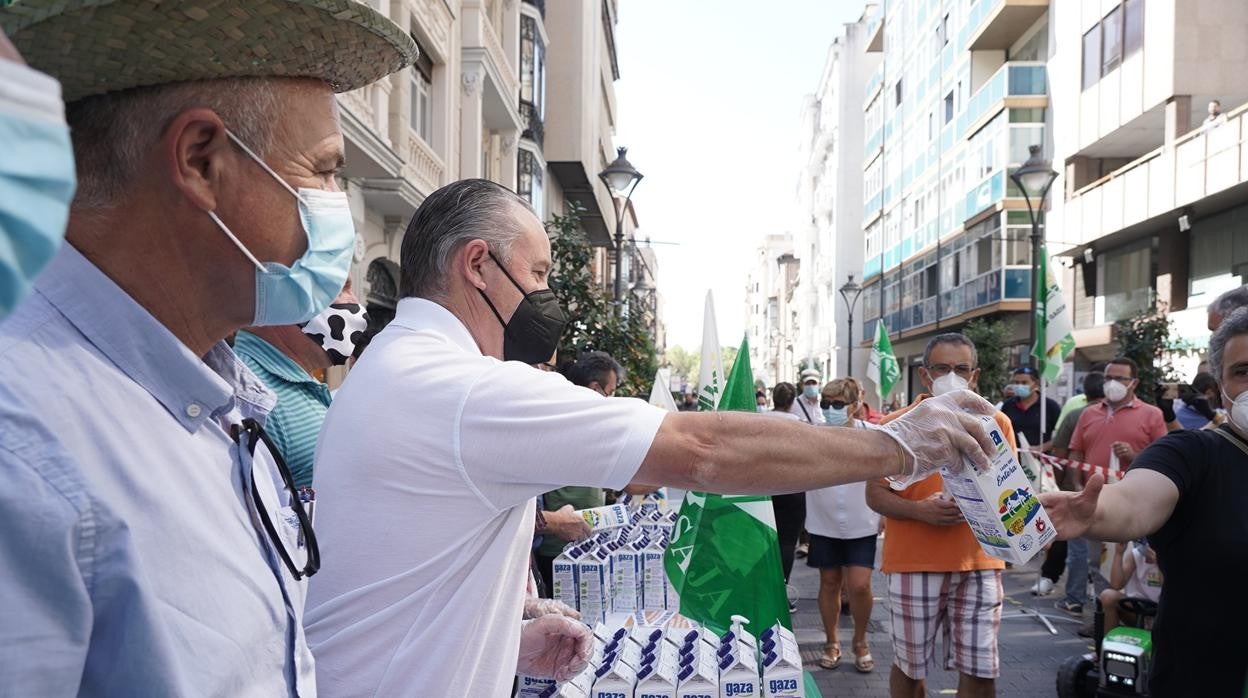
865, 333, 1017, 698
234, 278, 368, 487
1174, 372, 1224, 429
791, 367, 827, 425
0, 31, 74, 320
1054, 363, 1108, 435
762, 382, 804, 598
1041, 306, 1248, 697
303, 178, 1000, 696
679, 392, 698, 411
807, 378, 880, 674
1203, 99, 1228, 131
0, 2, 417, 693
1208, 285, 1248, 331
1098, 541, 1162, 632
998, 366, 1061, 449
1058, 357, 1168, 617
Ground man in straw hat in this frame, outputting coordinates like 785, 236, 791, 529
0, 2, 599, 694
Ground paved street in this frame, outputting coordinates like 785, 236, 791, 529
790, 551, 1091, 697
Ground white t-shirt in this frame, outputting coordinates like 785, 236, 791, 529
304, 298, 667, 697
1122, 545, 1163, 603
804, 421, 881, 539
789, 395, 825, 425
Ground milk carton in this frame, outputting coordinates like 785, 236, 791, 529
578, 503, 630, 531
635, 641, 681, 698
611, 537, 647, 613
578, 545, 612, 624
642, 536, 672, 610
758, 624, 803, 697
592, 652, 637, 698
513, 674, 556, 697
553, 543, 586, 612
940, 414, 1058, 564
552, 665, 593, 698
717, 652, 759, 698
675, 632, 721, 698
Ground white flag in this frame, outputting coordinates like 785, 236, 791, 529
649, 368, 679, 412
696, 291, 724, 412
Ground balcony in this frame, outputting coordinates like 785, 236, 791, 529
519, 100, 544, 148
1064, 103, 1248, 248
522, 0, 544, 18
864, 14, 883, 53
964, 0, 1049, 52
959, 62, 1046, 139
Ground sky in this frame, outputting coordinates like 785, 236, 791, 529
614, 0, 866, 351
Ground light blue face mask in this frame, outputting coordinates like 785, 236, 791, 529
207, 131, 354, 326
0, 64, 76, 319
823, 406, 848, 426
802, 384, 820, 400
1013, 384, 1033, 400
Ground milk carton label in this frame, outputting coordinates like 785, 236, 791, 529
578, 552, 611, 624
579, 503, 630, 531
611, 544, 645, 613
514, 674, 557, 697
553, 545, 583, 612
940, 415, 1057, 564
643, 544, 670, 610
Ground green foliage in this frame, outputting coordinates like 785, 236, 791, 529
963, 318, 1011, 403
548, 205, 658, 397
664, 344, 740, 391
1113, 303, 1192, 405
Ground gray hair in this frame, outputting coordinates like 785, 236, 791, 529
923, 332, 978, 367
65, 78, 286, 210
1210, 307, 1248, 380
1210, 285, 1248, 319
399, 178, 533, 300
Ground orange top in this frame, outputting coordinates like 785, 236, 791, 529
878, 395, 1015, 574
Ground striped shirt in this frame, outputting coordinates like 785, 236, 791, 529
234, 331, 332, 488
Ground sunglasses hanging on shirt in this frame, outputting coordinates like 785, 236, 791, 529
231, 418, 321, 580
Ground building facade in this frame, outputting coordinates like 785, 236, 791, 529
1050, 0, 1248, 377
790, 11, 880, 384
333, 0, 656, 350
745, 233, 799, 388
855, 0, 1053, 404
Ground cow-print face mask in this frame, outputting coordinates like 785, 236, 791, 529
301, 302, 368, 366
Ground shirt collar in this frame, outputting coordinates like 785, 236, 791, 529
35, 245, 275, 432
234, 331, 320, 387
391, 297, 483, 356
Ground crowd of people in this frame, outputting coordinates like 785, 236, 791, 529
4, 4, 1248, 697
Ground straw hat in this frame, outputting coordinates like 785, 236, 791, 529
0, 0, 419, 103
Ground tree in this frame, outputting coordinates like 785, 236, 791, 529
1113, 303, 1192, 405
963, 318, 1011, 404
548, 205, 658, 397
667, 345, 699, 385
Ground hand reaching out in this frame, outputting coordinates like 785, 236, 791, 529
516, 614, 592, 682
544, 504, 592, 542
878, 390, 999, 487
523, 596, 581, 620
1037, 473, 1105, 540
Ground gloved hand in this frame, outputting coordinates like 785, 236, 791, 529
544, 505, 593, 543
1189, 395, 1218, 421
877, 390, 998, 489
1154, 384, 1176, 423
516, 614, 593, 682
523, 596, 581, 620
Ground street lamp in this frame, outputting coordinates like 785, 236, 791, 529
1009, 144, 1058, 368
838, 275, 864, 378
598, 146, 644, 312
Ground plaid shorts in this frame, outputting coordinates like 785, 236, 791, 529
887, 570, 1003, 680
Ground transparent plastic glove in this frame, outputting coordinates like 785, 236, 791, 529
523, 595, 582, 620
877, 389, 998, 489
516, 614, 593, 682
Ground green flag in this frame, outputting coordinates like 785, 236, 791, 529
664, 334, 792, 638
868, 320, 900, 400
1033, 245, 1076, 383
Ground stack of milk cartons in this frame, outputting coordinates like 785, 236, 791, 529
633, 628, 681, 698
552, 541, 591, 613
757, 624, 804, 697
611, 533, 648, 613
641, 532, 673, 611
673, 626, 720, 698
578, 541, 616, 624
715, 616, 760, 698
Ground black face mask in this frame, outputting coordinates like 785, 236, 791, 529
478, 251, 567, 364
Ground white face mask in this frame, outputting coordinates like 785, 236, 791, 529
1223, 388, 1248, 433
1104, 379, 1130, 403
930, 372, 969, 397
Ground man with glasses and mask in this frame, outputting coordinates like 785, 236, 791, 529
999, 366, 1062, 450
0, 2, 418, 694
1056, 357, 1168, 616
304, 180, 1005, 696
1040, 308, 1248, 696
865, 333, 1017, 698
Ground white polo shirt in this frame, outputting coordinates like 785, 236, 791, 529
805, 421, 881, 540
305, 298, 666, 697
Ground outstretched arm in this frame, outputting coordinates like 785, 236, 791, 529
1037, 470, 1179, 543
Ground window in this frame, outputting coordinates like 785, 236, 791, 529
939, 13, 949, 46
517, 149, 544, 214
1124, 0, 1144, 57
944, 91, 954, 124
1082, 26, 1101, 90
1101, 6, 1123, 76
520, 14, 546, 118
408, 36, 433, 143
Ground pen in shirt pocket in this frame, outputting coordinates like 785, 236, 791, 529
298, 486, 316, 544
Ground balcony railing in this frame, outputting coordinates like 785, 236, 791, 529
958, 62, 1046, 138
860, 266, 1031, 341
519, 100, 544, 148
522, 0, 545, 18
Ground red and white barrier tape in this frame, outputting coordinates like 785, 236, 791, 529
1023, 448, 1124, 480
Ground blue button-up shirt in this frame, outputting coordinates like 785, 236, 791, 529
0, 246, 316, 696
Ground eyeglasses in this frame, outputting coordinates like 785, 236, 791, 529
925, 363, 975, 378
820, 399, 849, 410
231, 418, 320, 580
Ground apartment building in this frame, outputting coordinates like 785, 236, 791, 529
746, 234, 800, 387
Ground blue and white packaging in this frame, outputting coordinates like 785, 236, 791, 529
578, 503, 630, 531
593, 649, 638, 698
513, 674, 556, 697
642, 536, 672, 610
758, 624, 803, 697
634, 638, 680, 698
611, 537, 647, 613
553, 543, 586, 612
578, 545, 613, 624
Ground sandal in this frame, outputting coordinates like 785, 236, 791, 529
818, 643, 841, 670
853, 643, 875, 673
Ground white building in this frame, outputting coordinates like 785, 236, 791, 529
790, 11, 880, 383
746, 233, 798, 387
